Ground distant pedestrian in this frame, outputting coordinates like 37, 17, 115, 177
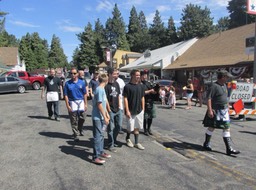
168, 85, 176, 110
92, 73, 111, 165
123, 69, 145, 150
41, 68, 62, 121
89, 70, 100, 99
78, 68, 89, 98
202, 70, 240, 155
116, 70, 126, 134
105, 68, 121, 152
159, 87, 166, 105
141, 70, 156, 136
184, 79, 194, 109
63, 67, 88, 142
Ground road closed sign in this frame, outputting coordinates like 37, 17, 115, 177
229, 82, 254, 103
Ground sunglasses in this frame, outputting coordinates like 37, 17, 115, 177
71, 73, 77, 75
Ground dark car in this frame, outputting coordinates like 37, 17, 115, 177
154, 79, 173, 87
0, 76, 31, 94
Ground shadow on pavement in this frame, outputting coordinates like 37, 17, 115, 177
39, 131, 72, 139
28, 115, 49, 120
239, 131, 256, 135
59, 144, 92, 163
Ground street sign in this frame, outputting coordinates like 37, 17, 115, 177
247, 0, 256, 15
229, 82, 254, 103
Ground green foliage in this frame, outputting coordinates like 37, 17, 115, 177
216, 17, 230, 32
227, 0, 255, 29
162, 16, 179, 46
179, 4, 214, 40
77, 22, 99, 69
0, 30, 19, 47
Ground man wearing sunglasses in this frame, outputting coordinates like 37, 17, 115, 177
64, 67, 88, 142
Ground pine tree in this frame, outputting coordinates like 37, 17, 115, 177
127, 6, 140, 51
149, 10, 166, 50
48, 34, 68, 69
179, 4, 213, 40
163, 16, 179, 46
77, 22, 98, 69
227, 0, 255, 29
94, 18, 105, 64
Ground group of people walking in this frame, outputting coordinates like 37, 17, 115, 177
41, 68, 240, 165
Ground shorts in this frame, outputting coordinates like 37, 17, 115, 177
187, 93, 193, 99
126, 110, 144, 132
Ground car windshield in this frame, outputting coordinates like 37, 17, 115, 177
0, 71, 8, 76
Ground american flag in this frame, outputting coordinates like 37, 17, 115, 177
247, 0, 256, 15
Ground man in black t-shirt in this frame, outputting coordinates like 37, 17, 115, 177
123, 69, 145, 150
105, 68, 121, 152
41, 69, 62, 121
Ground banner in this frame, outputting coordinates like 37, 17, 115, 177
247, 0, 256, 15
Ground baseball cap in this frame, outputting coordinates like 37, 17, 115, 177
217, 70, 233, 78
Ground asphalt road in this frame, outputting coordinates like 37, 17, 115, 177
0, 90, 256, 190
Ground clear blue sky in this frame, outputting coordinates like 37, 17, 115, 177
1, 0, 229, 62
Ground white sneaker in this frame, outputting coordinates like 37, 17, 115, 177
134, 143, 145, 150
126, 139, 134, 148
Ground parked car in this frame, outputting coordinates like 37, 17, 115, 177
0, 71, 45, 90
0, 76, 31, 94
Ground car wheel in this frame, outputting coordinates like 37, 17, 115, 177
18, 85, 26, 93
33, 82, 41, 90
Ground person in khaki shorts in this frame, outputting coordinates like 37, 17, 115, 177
123, 69, 145, 150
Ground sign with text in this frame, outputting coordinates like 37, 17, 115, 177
229, 82, 254, 103
247, 0, 256, 15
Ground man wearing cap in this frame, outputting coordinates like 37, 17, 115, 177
140, 70, 156, 136
202, 70, 240, 155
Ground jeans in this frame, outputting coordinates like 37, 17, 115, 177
119, 109, 124, 131
68, 111, 86, 136
47, 101, 59, 118
92, 119, 104, 159
108, 110, 121, 148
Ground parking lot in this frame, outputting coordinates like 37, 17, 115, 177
1, 90, 256, 190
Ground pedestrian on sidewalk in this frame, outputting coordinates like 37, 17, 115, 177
92, 73, 111, 164
184, 78, 194, 110
115, 70, 126, 134
89, 70, 99, 99
105, 68, 121, 152
140, 70, 156, 136
123, 69, 145, 150
41, 68, 62, 121
63, 67, 88, 142
168, 85, 176, 110
202, 70, 240, 156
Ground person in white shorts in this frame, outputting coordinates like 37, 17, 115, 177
123, 69, 145, 150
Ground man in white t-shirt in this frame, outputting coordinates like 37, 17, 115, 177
115, 70, 126, 134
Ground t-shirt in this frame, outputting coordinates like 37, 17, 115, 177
44, 76, 61, 92
79, 77, 88, 87
92, 86, 107, 120
105, 81, 120, 113
123, 82, 145, 115
63, 79, 86, 101
142, 80, 154, 104
89, 78, 99, 94
206, 82, 228, 109
116, 77, 125, 110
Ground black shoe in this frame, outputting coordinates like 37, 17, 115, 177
55, 117, 60, 122
148, 130, 153, 135
203, 143, 212, 151
144, 131, 149, 136
108, 147, 117, 152
48, 116, 52, 120
79, 130, 84, 136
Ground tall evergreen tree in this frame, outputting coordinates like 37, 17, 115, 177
0, 30, 19, 47
216, 16, 230, 32
48, 34, 68, 69
227, 0, 254, 29
179, 4, 213, 40
149, 10, 166, 50
94, 18, 105, 63
127, 6, 140, 51
71, 47, 80, 68
105, 4, 130, 51
163, 16, 179, 46
77, 22, 98, 69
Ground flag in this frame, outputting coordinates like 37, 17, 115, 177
247, 0, 256, 15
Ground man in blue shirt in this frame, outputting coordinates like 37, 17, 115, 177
64, 67, 87, 142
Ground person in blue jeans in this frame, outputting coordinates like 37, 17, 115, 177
92, 73, 111, 165
105, 68, 121, 152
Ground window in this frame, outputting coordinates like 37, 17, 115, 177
0, 78, 5, 82
18, 72, 26, 77
7, 77, 17, 81
10, 72, 17, 77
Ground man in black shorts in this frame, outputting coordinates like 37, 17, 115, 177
203, 70, 240, 155
123, 69, 145, 150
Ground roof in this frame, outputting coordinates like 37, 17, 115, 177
0, 47, 19, 66
120, 38, 198, 71
164, 23, 255, 70
97, 62, 108, 68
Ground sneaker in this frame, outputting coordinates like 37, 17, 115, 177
108, 147, 117, 152
126, 139, 134, 148
144, 131, 149, 136
134, 143, 145, 150
74, 136, 80, 142
100, 152, 111, 158
148, 130, 153, 135
92, 158, 105, 164
55, 117, 60, 122
48, 116, 52, 120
